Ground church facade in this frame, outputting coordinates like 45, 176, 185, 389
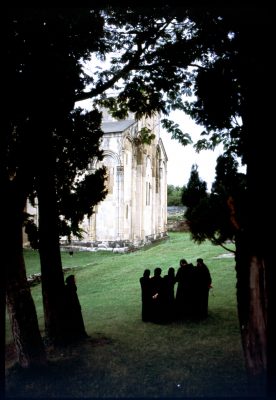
79, 109, 168, 250
24, 110, 168, 251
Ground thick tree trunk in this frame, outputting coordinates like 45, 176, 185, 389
36, 151, 67, 343
6, 267, 47, 368
236, 8, 275, 397
5, 178, 46, 367
35, 125, 86, 344
235, 236, 267, 395
235, 235, 274, 397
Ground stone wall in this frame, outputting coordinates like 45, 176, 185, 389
167, 219, 189, 232
167, 206, 189, 232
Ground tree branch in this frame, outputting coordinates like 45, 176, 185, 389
75, 19, 176, 103
212, 236, 236, 253
75, 50, 142, 102
189, 63, 208, 70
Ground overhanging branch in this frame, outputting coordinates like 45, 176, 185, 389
75, 18, 176, 104
212, 236, 236, 253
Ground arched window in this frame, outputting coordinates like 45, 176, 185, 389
97, 154, 118, 195
156, 148, 160, 193
145, 157, 152, 206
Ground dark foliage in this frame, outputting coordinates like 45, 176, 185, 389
182, 154, 246, 248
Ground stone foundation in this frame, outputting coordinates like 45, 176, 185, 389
60, 231, 168, 253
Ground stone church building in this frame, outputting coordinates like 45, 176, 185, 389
24, 110, 168, 251
79, 109, 168, 250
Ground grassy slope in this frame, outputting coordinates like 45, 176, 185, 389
6, 233, 252, 398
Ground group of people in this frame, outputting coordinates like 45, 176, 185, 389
139, 258, 212, 324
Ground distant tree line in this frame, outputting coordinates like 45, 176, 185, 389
167, 185, 183, 206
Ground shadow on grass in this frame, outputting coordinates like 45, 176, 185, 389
5, 326, 255, 399
6, 335, 114, 399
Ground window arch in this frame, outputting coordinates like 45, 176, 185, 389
145, 156, 152, 206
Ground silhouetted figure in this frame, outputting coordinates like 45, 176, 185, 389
175, 259, 195, 319
194, 258, 212, 318
162, 267, 176, 322
150, 267, 164, 323
64, 274, 88, 341
140, 269, 153, 322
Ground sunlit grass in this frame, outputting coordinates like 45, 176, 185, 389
6, 233, 252, 398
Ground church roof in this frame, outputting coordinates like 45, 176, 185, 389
101, 119, 136, 133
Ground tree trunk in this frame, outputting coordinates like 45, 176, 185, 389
6, 266, 47, 368
235, 236, 267, 395
34, 125, 84, 344
5, 178, 46, 367
36, 146, 67, 343
236, 8, 275, 397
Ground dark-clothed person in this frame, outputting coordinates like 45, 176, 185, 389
175, 259, 195, 319
162, 267, 176, 322
140, 269, 152, 322
64, 274, 88, 341
151, 267, 164, 323
194, 258, 212, 318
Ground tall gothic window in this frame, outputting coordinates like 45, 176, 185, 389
106, 167, 114, 194
146, 182, 152, 205
145, 157, 152, 206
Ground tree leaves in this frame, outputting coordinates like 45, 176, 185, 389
161, 119, 192, 146
182, 154, 246, 249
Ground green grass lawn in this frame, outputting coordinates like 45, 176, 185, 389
6, 232, 253, 398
